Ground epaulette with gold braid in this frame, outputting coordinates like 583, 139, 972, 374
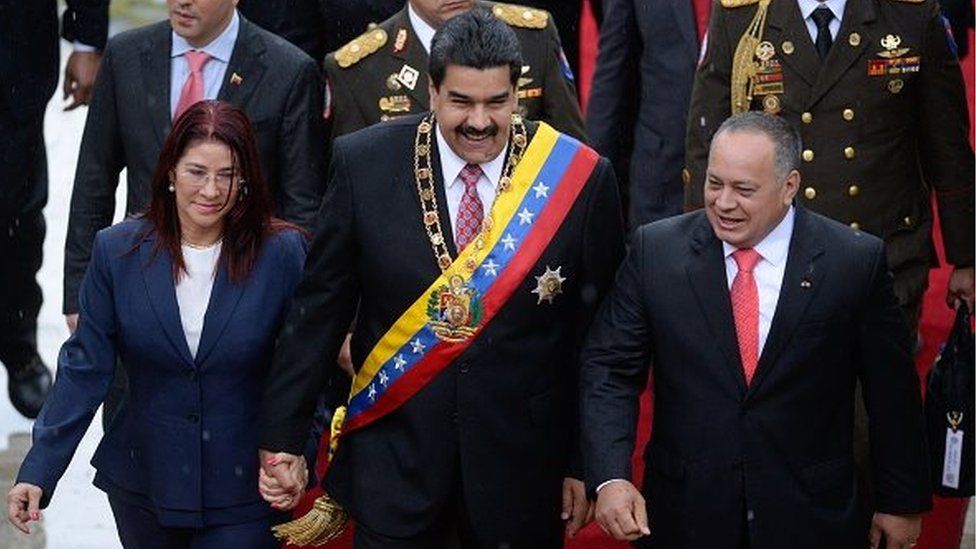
334, 28, 388, 69
721, 0, 762, 7
491, 3, 549, 29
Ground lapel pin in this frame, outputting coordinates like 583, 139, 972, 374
800, 278, 812, 289
230, 72, 243, 86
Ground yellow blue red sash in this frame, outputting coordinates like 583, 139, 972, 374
342, 122, 598, 434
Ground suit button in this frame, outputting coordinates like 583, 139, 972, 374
187, 413, 200, 424
847, 184, 860, 197
747, 510, 756, 521
844, 146, 856, 160
458, 362, 470, 374
801, 112, 813, 124
850, 221, 861, 230
842, 108, 855, 121
450, 411, 458, 423
802, 149, 814, 162
803, 187, 816, 200
903, 216, 913, 227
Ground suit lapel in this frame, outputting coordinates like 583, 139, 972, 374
218, 17, 268, 109
746, 207, 825, 396
686, 218, 748, 394
765, 0, 819, 90
140, 239, 195, 367
142, 23, 174, 148
808, 0, 876, 107
670, 0, 699, 67
391, 9, 431, 108
194, 262, 245, 367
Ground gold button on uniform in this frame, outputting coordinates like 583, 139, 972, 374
804, 187, 817, 200
802, 149, 815, 162
848, 184, 860, 197
844, 146, 856, 160
801, 112, 813, 124
850, 221, 860, 230
842, 109, 855, 121
782, 41, 795, 55
903, 216, 913, 226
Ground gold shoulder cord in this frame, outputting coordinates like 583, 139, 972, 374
731, 0, 772, 114
414, 112, 528, 273
272, 115, 528, 547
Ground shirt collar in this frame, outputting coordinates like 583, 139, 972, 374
407, 4, 437, 54
797, 0, 847, 23
171, 9, 240, 62
722, 205, 795, 266
434, 123, 507, 191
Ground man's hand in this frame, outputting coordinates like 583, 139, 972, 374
947, 266, 975, 310
65, 314, 79, 334
258, 449, 308, 509
869, 512, 922, 549
594, 480, 649, 541
7, 482, 43, 534
338, 334, 354, 378
561, 477, 592, 538
63, 51, 102, 111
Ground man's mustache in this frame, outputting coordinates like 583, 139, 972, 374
457, 124, 499, 139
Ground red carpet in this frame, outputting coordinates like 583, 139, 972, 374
302, 6, 973, 548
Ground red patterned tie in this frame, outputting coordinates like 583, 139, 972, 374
731, 248, 762, 385
174, 50, 211, 119
455, 164, 484, 251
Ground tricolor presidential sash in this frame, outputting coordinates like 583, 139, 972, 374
274, 121, 599, 546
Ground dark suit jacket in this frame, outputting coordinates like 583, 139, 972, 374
685, 0, 975, 305
0, 0, 107, 215
586, 0, 697, 227
580, 207, 931, 549
258, 114, 624, 544
18, 219, 306, 526
238, 0, 329, 63
63, 15, 325, 313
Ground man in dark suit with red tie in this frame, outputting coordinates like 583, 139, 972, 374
580, 112, 930, 549
587, 0, 710, 228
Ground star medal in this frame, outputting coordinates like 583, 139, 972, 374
531, 266, 566, 304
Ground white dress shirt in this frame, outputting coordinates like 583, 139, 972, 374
169, 10, 240, 118
797, 0, 847, 45
175, 242, 221, 358
597, 207, 796, 495
408, 4, 437, 54
435, 124, 507, 242
721, 206, 795, 355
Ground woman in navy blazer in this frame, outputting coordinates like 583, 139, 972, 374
8, 101, 308, 548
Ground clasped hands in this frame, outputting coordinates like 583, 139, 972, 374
258, 450, 309, 511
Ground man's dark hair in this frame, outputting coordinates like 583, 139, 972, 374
429, 8, 523, 89
712, 111, 802, 179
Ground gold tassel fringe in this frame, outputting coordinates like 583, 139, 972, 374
272, 494, 349, 546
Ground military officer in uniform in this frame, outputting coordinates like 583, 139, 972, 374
685, 0, 975, 331
323, 0, 586, 144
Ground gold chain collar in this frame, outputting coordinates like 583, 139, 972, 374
413, 113, 528, 272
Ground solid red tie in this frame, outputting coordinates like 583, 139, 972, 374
455, 164, 484, 252
691, 0, 712, 44
174, 50, 211, 119
731, 248, 762, 385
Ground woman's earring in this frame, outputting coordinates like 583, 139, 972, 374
239, 180, 248, 198
167, 182, 175, 192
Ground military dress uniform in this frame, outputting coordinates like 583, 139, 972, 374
685, 0, 975, 321
323, 2, 586, 143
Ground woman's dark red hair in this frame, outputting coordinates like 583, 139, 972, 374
144, 100, 302, 283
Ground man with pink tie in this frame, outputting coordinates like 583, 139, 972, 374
580, 112, 931, 549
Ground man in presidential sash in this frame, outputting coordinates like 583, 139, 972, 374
256, 8, 625, 548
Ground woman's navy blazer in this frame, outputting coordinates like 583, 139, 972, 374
17, 218, 306, 524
